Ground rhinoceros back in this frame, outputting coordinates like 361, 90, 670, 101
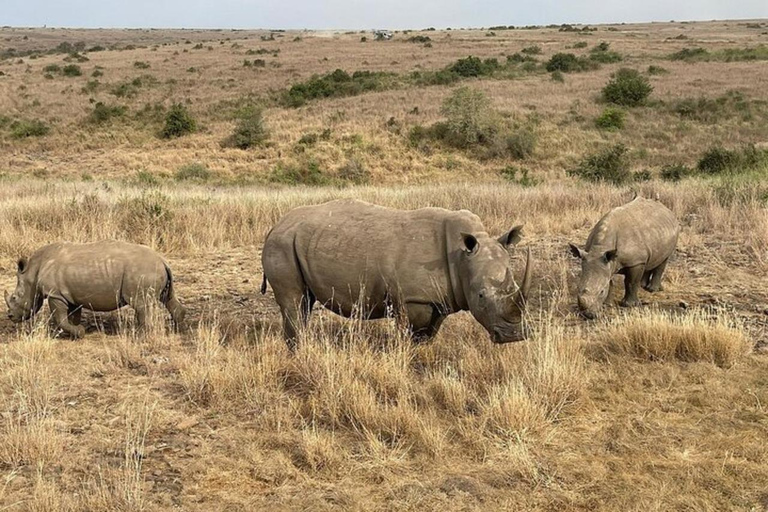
32, 241, 169, 311
263, 199, 479, 317
587, 197, 679, 269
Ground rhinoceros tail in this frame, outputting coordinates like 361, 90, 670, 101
260, 274, 268, 295
160, 263, 175, 303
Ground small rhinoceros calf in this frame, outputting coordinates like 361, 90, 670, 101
5, 241, 186, 337
568, 196, 680, 319
261, 199, 532, 349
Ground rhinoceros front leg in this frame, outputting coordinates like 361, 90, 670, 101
619, 265, 644, 308
68, 305, 82, 327
404, 303, 445, 342
643, 257, 669, 293
49, 297, 85, 339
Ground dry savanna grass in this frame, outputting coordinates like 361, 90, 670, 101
0, 20, 767, 512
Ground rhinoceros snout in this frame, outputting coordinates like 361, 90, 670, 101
491, 325, 529, 344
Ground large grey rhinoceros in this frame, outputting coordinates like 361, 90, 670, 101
261, 199, 532, 348
568, 195, 680, 319
5, 241, 186, 337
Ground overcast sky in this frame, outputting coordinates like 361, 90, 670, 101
4, 0, 767, 29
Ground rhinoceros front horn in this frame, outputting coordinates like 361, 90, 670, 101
519, 248, 532, 305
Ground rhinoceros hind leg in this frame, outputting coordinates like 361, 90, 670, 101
165, 297, 187, 332
643, 257, 669, 293
405, 303, 444, 342
619, 265, 644, 308
50, 297, 85, 339
276, 288, 315, 351
68, 305, 82, 326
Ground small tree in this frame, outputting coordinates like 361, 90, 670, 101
226, 108, 268, 149
160, 103, 196, 139
602, 68, 653, 107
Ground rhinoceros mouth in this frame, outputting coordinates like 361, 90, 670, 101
491, 325, 528, 344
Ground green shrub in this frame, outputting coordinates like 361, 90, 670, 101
595, 107, 626, 130
226, 108, 268, 149
647, 65, 668, 75
10, 119, 50, 138
439, 86, 499, 147
602, 68, 653, 107
160, 103, 196, 139
43, 64, 61, 73
550, 70, 565, 83
670, 91, 753, 123
175, 163, 212, 181
668, 47, 709, 61
500, 166, 540, 187
270, 160, 330, 185
695, 146, 767, 175
133, 61, 150, 69
62, 64, 82, 76
568, 144, 633, 184
660, 163, 694, 181
573, 41, 588, 49
503, 126, 537, 160
521, 45, 542, 55
282, 69, 397, 107
589, 42, 622, 63
449, 56, 499, 77
407, 35, 431, 43
89, 102, 127, 124
337, 158, 371, 184
545, 53, 598, 73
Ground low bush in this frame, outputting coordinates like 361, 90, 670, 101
10, 119, 50, 138
175, 163, 212, 182
589, 42, 622, 63
602, 68, 653, 107
647, 65, 668, 75
439, 86, 499, 147
594, 107, 625, 130
407, 35, 431, 43
270, 160, 330, 185
503, 126, 537, 160
225, 108, 268, 149
62, 64, 82, 76
336, 158, 371, 184
521, 45, 542, 55
568, 143, 634, 184
282, 69, 397, 107
660, 163, 695, 181
669, 91, 754, 123
133, 61, 150, 69
448, 56, 500, 77
160, 103, 197, 139
88, 102, 127, 124
696, 145, 767, 175
499, 166, 540, 186
42, 64, 61, 73
545, 53, 598, 73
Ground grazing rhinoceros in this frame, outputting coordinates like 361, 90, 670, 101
568, 196, 679, 319
261, 199, 532, 349
5, 241, 186, 337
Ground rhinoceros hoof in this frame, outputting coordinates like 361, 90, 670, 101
643, 284, 664, 293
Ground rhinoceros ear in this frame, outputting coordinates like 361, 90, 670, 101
603, 249, 618, 263
17, 257, 28, 274
461, 233, 479, 255
498, 225, 523, 248
568, 244, 585, 259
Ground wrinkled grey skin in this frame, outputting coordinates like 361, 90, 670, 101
569, 196, 680, 319
6, 241, 186, 337
261, 199, 532, 349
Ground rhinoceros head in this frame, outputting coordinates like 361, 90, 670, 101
459, 226, 531, 343
569, 243, 616, 319
5, 257, 42, 323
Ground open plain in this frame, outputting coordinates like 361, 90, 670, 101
1, 21, 768, 511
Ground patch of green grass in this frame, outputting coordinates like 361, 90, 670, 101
88, 102, 128, 124
595, 107, 626, 130
10, 119, 50, 138
175, 163, 212, 181
669, 45, 768, 62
